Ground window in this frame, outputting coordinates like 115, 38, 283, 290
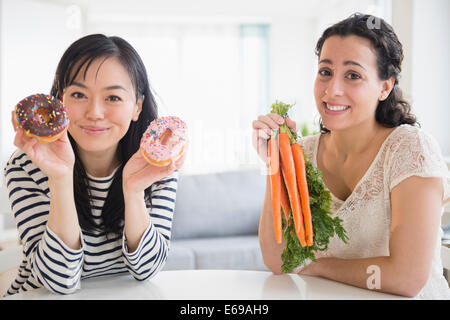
88, 22, 270, 174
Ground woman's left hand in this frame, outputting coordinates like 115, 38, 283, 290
296, 258, 320, 276
122, 142, 189, 195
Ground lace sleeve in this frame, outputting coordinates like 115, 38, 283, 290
387, 126, 450, 202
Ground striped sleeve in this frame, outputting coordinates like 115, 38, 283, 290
122, 170, 178, 281
4, 150, 84, 295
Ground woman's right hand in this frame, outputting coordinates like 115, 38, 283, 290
12, 111, 75, 180
252, 113, 297, 164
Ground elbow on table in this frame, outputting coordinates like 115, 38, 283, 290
267, 265, 283, 275
397, 281, 427, 298
130, 268, 161, 282
259, 239, 284, 275
42, 280, 81, 295
129, 255, 169, 281
262, 258, 283, 275
60, 285, 81, 295
33, 267, 81, 295
393, 270, 428, 298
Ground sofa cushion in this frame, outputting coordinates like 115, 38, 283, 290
163, 244, 196, 270
165, 235, 268, 271
171, 169, 266, 240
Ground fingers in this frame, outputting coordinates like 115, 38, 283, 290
174, 147, 188, 169
149, 161, 177, 183
252, 129, 269, 164
252, 114, 283, 131
57, 128, 70, 143
171, 141, 189, 172
252, 114, 280, 163
12, 109, 37, 153
13, 127, 28, 150
252, 114, 282, 141
293, 259, 313, 274
12, 122, 43, 167
259, 114, 284, 130
15, 130, 37, 160
252, 114, 298, 138
285, 117, 297, 132
11, 110, 18, 132
141, 143, 188, 181
168, 160, 177, 174
22, 137, 38, 160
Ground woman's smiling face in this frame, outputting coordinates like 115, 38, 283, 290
63, 57, 142, 154
314, 35, 390, 132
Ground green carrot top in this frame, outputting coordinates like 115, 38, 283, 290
270, 101, 297, 144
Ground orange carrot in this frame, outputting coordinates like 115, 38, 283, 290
280, 171, 290, 223
268, 134, 282, 244
292, 143, 313, 246
278, 132, 306, 247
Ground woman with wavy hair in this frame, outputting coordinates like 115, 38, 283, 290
253, 13, 450, 298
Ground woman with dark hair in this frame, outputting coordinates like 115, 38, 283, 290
252, 14, 450, 298
4, 34, 187, 296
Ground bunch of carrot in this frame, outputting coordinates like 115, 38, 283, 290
268, 102, 313, 247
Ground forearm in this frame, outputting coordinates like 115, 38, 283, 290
123, 191, 150, 253
47, 175, 81, 250
258, 176, 286, 274
32, 226, 83, 294
308, 256, 424, 297
122, 176, 176, 280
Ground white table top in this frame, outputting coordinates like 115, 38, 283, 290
2, 269, 408, 300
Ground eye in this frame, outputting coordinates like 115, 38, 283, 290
346, 72, 361, 80
106, 95, 122, 102
71, 92, 86, 99
318, 69, 331, 77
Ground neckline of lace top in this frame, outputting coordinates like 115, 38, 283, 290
311, 124, 405, 212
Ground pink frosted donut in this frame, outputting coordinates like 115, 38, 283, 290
140, 116, 188, 167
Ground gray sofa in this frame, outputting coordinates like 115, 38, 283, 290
163, 169, 269, 271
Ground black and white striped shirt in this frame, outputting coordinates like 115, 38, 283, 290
3, 149, 177, 296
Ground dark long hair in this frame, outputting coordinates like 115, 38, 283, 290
315, 13, 418, 133
50, 34, 158, 235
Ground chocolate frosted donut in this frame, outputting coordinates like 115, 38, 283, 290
14, 93, 68, 143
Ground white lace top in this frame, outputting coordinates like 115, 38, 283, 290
298, 124, 450, 299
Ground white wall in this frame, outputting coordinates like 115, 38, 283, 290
410, 0, 450, 156
392, 0, 450, 157
269, 16, 317, 127
0, 0, 82, 173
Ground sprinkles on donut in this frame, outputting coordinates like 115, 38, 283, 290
140, 116, 188, 167
14, 93, 68, 143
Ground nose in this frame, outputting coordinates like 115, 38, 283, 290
85, 98, 104, 120
325, 76, 344, 97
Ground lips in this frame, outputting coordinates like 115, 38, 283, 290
323, 102, 350, 115
80, 125, 109, 136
